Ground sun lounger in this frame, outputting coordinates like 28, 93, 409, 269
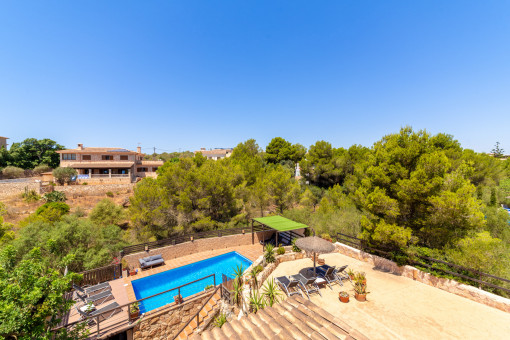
291, 273, 321, 299
77, 290, 114, 306
76, 302, 122, 324
334, 265, 351, 282
316, 265, 343, 289
73, 282, 111, 296
275, 276, 302, 297
139, 254, 165, 269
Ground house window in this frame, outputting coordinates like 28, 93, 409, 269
102, 155, 113, 160
62, 154, 76, 160
82, 155, 91, 160
137, 167, 148, 172
120, 155, 128, 161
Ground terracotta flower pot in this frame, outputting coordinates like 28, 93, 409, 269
339, 293, 349, 303
355, 293, 367, 302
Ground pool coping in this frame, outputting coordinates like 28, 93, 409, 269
122, 244, 262, 304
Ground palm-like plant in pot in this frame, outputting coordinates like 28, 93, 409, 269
353, 282, 369, 302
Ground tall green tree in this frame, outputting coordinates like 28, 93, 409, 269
8, 138, 64, 169
266, 165, 300, 213
0, 246, 85, 339
353, 127, 485, 249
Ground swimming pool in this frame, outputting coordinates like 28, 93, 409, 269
132, 251, 252, 313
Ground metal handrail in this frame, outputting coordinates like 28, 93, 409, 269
55, 274, 216, 336
173, 284, 223, 339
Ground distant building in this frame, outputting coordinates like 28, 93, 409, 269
0, 136, 8, 149
56, 144, 164, 182
194, 147, 233, 160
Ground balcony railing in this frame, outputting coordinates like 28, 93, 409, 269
77, 174, 130, 179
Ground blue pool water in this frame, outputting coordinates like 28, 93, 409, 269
132, 251, 252, 313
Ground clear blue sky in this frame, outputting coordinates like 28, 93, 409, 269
1, 1, 509, 153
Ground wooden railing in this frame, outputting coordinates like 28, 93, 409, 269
122, 225, 270, 256
79, 263, 123, 286
335, 232, 510, 296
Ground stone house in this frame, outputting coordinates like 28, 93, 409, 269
56, 144, 164, 182
194, 147, 233, 160
0, 136, 8, 149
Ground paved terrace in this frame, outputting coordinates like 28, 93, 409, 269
267, 252, 510, 340
66, 244, 262, 339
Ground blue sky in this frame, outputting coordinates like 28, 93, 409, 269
1, 1, 509, 153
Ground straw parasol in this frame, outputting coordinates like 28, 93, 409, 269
295, 236, 336, 276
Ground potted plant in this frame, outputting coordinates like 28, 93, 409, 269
129, 302, 140, 319
354, 271, 366, 285
354, 282, 369, 302
174, 294, 183, 304
339, 291, 349, 303
121, 258, 129, 277
346, 268, 355, 281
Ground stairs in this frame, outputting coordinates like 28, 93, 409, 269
176, 290, 222, 339
192, 295, 369, 340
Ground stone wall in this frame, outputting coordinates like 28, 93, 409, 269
132, 291, 211, 339
123, 231, 272, 269
57, 183, 134, 196
334, 242, 510, 313
0, 181, 40, 199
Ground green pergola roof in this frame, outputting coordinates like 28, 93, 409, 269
253, 216, 308, 232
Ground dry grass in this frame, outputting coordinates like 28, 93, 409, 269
1, 190, 133, 224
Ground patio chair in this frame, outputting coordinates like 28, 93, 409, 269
76, 301, 122, 324
334, 265, 351, 283
275, 276, 303, 297
291, 273, 321, 299
316, 265, 343, 289
76, 290, 114, 306
73, 282, 111, 296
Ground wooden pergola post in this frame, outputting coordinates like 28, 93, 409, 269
251, 220, 254, 244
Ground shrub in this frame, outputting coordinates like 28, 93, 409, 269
320, 233, 333, 242
291, 238, 301, 252
22, 187, 41, 202
264, 244, 275, 263
89, 199, 125, 227
276, 246, 285, 255
35, 202, 70, 222
32, 164, 52, 175
214, 312, 227, 328
73, 206, 86, 217
43, 191, 66, 203
52, 167, 77, 185
2, 166, 24, 179
36, 202, 70, 216
106, 191, 114, 198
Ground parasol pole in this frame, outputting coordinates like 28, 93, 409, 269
314, 252, 316, 276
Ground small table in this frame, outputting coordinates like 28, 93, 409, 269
315, 277, 327, 289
